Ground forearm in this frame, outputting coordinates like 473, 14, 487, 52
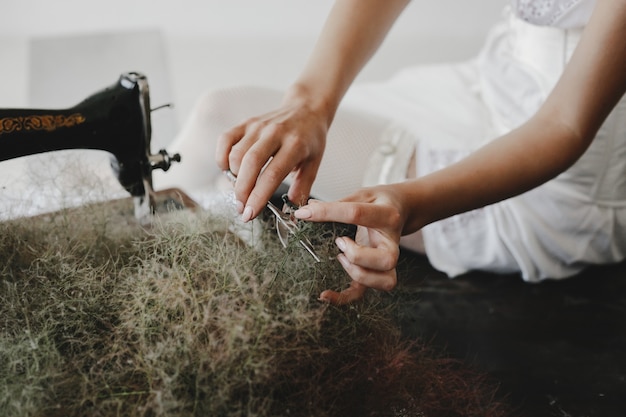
285, 0, 410, 124
399, 115, 590, 233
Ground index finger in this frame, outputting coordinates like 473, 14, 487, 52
294, 200, 399, 230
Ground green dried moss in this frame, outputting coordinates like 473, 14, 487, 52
0, 198, 511, 417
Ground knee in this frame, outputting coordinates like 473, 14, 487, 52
192, 86, 283, 126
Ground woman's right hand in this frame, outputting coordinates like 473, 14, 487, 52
215, 87, 331, 222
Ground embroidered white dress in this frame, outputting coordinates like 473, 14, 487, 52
511, 0, 596, 28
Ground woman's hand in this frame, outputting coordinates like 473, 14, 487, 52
294, 185, 409, 304
215, 89, 330, 222
214, 0, 411, 222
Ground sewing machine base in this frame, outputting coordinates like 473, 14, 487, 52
28, 188, 199, 227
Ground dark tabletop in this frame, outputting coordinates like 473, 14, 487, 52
395, 251, 626, 417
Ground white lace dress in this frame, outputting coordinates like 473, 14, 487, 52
511, 0, 596, 27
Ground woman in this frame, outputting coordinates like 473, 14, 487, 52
166, 0, 626, 304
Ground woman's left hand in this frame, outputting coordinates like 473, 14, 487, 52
294, 186, 407, 304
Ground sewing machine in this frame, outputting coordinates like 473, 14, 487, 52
0, 72, 182, 223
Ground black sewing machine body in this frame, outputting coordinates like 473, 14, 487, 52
0, 72, 179, 220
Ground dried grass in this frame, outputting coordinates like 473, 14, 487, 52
0, 197, 512, 417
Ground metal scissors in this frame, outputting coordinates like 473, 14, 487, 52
224, 170, 321, 263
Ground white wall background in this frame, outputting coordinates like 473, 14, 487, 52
1, 0, 504, 39
0, 0, 505, 125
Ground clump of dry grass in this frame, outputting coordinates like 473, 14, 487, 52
0, 197, 511, 417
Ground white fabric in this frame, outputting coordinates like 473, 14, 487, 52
361, 125, 416, 188
341, 8, 626, 281
510, 0, 596, 28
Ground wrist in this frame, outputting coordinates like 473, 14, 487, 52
284, 82, 339, 127
394, 179, 434, 235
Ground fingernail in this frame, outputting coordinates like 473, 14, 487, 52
235, 200, 244, 214
335, 237, 346, 252
294, 208, 312, 219
242, 206, 253, 222
318, 290, 331, 302
337, 253, 349, 267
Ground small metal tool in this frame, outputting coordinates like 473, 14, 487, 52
224, 170, 321, 263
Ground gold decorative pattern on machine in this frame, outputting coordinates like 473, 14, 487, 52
0, 113, 86, 135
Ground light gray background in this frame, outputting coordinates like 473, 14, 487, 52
0, 0, 504, 121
